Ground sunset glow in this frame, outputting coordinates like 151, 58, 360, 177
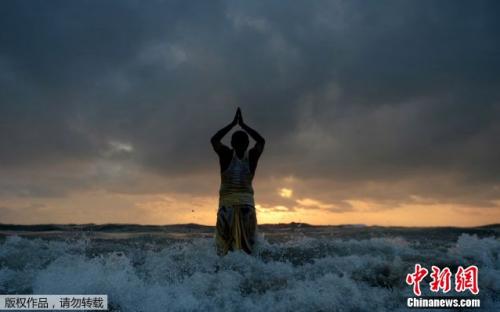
1, 1, 499, 227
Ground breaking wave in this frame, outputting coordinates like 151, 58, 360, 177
0, 226, 499, 311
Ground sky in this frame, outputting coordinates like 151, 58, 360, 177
1, 0, 500, 226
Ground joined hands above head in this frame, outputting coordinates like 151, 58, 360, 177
230, 107, 240, 127
228, 107, 252, 128
211, 107, 265, 148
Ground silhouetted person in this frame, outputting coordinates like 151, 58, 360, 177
211, 108, 265, 255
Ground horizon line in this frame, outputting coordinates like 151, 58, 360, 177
0, 222, 498, 229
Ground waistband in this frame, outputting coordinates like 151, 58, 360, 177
219, 192, 255, 207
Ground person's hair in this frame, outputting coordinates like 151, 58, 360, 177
231, 130, 249, 150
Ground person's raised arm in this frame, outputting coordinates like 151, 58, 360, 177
239, 110, 265, 150
211, 108, 240, 154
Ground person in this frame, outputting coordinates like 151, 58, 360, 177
211, 107, 265, 255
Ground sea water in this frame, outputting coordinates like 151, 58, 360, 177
0, 224, 498, 311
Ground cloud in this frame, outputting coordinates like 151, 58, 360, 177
1, 0, 500, 216
278, 188, 293, 198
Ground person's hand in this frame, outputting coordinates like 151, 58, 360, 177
237, 107, 244, 126
231, 108, 240, 126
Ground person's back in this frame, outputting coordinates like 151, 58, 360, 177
219, 149, 254, 204
211, 108, 265, 255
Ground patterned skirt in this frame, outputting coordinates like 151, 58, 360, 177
215, 203, 257, 255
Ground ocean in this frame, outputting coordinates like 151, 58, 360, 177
0, 223, 498, 311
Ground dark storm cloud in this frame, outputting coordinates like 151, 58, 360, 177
1, 0, 500, 206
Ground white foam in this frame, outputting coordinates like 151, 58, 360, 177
0, 232, 498, 311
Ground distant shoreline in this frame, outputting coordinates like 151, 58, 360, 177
0, 222, 498, 232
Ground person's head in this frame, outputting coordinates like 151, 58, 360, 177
231, 130, 249, 152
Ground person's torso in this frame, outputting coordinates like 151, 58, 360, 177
219, 150, 254, 205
